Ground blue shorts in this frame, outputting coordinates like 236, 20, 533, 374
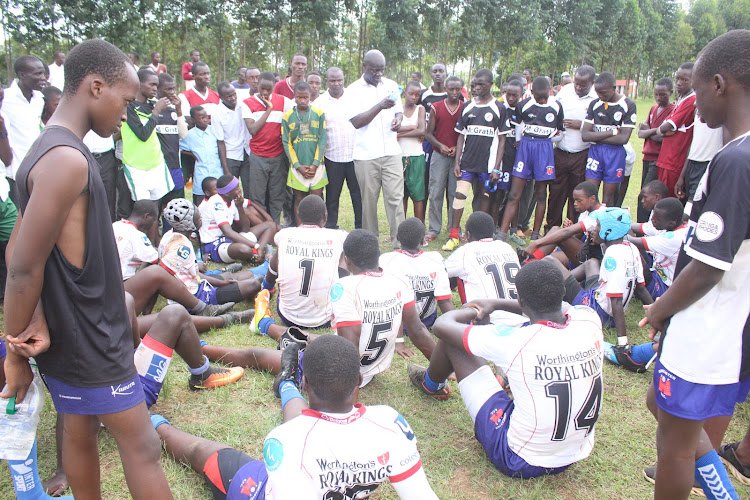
203, 236, 233, 264
586, 143, 626, 184
203, 447, 267, 500
654, 359, 750, 420
475, 390, 570, 478
133, 336, 173, 408
0, 338, 5, 358
646, 269, 669, 300
564, 274, 613, 327
43, 374, 145, 415
459, 171, 490, 184
513, 137, 555, 181
195, 280, 219, 305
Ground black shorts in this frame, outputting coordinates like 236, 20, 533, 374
563, 274, 599, 304
215, 282, 245, 304
203, 447, 253, 500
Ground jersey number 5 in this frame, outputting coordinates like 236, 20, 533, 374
360, 321, 391, 366
545, 375, 603, 441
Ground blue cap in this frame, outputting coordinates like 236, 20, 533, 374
589, 207, 631, 241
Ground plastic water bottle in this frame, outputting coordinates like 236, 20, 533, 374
0, 361, 45, 460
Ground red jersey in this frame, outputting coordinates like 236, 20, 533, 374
273, 78, 297, 100
180, 87, 221, 118
657, 92, 696, 172
643, 103, 675, 161
182, 62, 194, 82
430, 99, 465, 149
241, 93, 294, 157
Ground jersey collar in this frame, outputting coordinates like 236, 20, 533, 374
301, 404, 366, 424
534, 313, 572, 329
357, 268, 384, 277
299, 224, 320, 229
478, 237, 494, 242
397, 249, 423, 258
121, 219, 138, 229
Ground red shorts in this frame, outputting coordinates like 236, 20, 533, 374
657, 167, 681, 198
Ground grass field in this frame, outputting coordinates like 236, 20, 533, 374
2, 97, 749, 499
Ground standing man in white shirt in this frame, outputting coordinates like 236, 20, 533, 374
1, 55, 46, 201
316, 67, 362, 229
47, 51, 65, 90
215, 82, 251, 198
347, 49, 405, 248
546, 65, 597, 229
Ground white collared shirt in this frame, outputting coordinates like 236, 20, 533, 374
83, 131, 115, 154
555, 84, 597, 153
346, 76, 403, 161
212, 101, 250, 161
315, 89, 355, 163
48, 62, 65, 90
1, 81, 44, 179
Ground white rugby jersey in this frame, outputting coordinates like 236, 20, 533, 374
113, 219, 158, 280
264, 404, 437, 500
158, 230, 201, 294
330, 271, 415, 386
578, 204, 605, 233
642, 225, 687, 286
275, 225, 347, 327
661, 131, 750, 385
198, 193, 240, 244
594, 241, 645, 316
444, 238, 520, 303
464, 306, 604, 468
379, 250, 451, 324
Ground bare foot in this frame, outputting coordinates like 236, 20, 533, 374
43, 469, 69, 497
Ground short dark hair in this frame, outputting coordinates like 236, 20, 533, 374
475, 68, 493, 83
294, 80, 311, 93
654, 197, 684, 224
643, 180, 668, 198
247, 66, 259, 72
63, 40, 131, 97
303, 335, 360, 402
446, 75, 463, 87
131, 200, 159, 218
42, 86, 62, 100
595, 71, 616, 88
465, 211, 494, 241
189, 105, 205, 119
191, 61, 209, 76
298, 195, 326, 225
343, 229, 380, 269
532, 75, 550, 92
574, 181, 599, 198
259, 71, 275, 84
137, 68, 156, 83
575, 65, 596, 81
216, 174, 235, 190
53, 51, 64, 58
307, 71, 321, 78
201, 176, 217, 193
396, 218, 426, 250
507, 72, 525, 83
157, 72, 175, 87
405, 80, 422, 92
190, 49, 199, 56
129, 51, 139, 61
150, 51, 159, 58
237, 66, 247, 72
694, 30, 750, 90
291, 52, 306, 61
412, 71, 422, 79
655, 77, 674, 92
14, 55, 41, 75
506, 79, 525, 92
217, 81, 233, 96
516, 260, 564, 314
679, 62, 694, 72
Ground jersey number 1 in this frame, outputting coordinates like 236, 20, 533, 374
484, 262, 519, 299
299, 259, 314, 296
545, 375, 602, 441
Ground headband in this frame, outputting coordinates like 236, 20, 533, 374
217, 177, 240, 195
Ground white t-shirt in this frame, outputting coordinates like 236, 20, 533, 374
330, 271, 415, 386
112, 220, 158, 280
594, 242, 645, 315
642, 225, 687, 286
379, 250, 451, 324
198, 194, 240, 244
158, 230, 201, 294
444, 238, 520, 303
263, 404, 437, 500
274, 225, 347, 327
688, 114, 723, 162
463, 306, 604, 468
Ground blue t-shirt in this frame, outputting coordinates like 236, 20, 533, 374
180, 126, 223, 195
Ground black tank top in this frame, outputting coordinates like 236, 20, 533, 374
15, 126, 136, 387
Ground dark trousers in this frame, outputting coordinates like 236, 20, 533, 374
93, 150, 118, 222
228, 152, 251, 199
637, 160, 658, 222
547, 148, 588, 228
325, 158, 362, 229
116, 162, 134, 220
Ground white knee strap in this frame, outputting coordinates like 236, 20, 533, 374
453, 180, 471, 210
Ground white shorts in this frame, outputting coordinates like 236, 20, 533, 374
458, 365, 503, 423
123, 163, 175, 201
217, 231, 258, 262
624, 143, 636, 176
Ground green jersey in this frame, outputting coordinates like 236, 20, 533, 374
121, 100, 165, 171
282, 106, 326, 170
